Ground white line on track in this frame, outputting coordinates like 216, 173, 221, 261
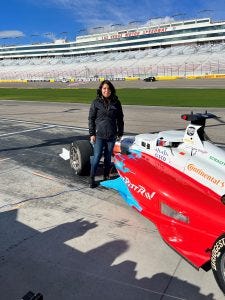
0, 117, 89, 132
0, 125, 56, 138
0, 157, 11, 162
0, 117, 50, 126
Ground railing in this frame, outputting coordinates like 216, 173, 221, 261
1, 46, 225, 80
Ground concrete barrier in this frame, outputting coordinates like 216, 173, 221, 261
0, 79, 28, 83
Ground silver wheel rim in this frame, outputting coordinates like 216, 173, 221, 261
70, 147, 81, 172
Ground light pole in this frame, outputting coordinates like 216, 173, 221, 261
60, 32, 68, 40
128, 20, 142, 28
148, 16, 166, 27
1, 37, 9, 46
78, 29, 87, 35
92, 27, 104, 34
15, 36, 22, 44
111, 24, 122, 31
43, 33, 53, 41
197, 10, 214, 19
172, 13, 186, 20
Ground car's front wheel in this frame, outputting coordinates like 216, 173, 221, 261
211, 235, 225, 294
70, 140, 93, 175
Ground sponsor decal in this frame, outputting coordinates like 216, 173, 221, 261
128, 149, 142, 159
122, 176, 156, 200
191, 148, 207, 155
179, 151, 186, 156
155, 147, 168, 162
211, 238, 225, 270
191, 149, 198, 156
187, 164, 224, 187
183, 138, 194, 144
209, 155, 225, 167
100, 176, 143, 212
114, 159, 130, 173
187, 126, 195, 136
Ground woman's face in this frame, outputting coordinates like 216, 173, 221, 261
101, 83, 111, 98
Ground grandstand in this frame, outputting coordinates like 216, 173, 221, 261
1, 17, 225, 82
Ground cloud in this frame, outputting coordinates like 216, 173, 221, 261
0, 30, 25, 39
38, 0, 225, 34
44, 0, 170, 27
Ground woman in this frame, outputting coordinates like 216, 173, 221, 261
88, 80, 124, 188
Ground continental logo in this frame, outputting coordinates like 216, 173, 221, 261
187, 164, 224, 187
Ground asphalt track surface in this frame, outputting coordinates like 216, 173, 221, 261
0, 99, 225, 300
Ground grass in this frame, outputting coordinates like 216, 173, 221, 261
0, 88, 225, 107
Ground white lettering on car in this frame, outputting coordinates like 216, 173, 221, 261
122, 176, 156, 200
155, 147, 168, 162
187, 164, 225, 188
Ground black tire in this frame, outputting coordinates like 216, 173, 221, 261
211, 235, 225, 294
70, 140, 93, 175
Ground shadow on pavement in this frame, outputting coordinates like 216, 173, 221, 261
0, 209, 216, 300
0, 134, 89, 153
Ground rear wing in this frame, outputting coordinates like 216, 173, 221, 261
181, 111, 218, 141
181, 111, 217, 127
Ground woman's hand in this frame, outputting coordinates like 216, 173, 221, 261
90, 135, 96, 144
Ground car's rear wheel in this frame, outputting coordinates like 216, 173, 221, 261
70, 140, 93, 175
211, 235, 225, 294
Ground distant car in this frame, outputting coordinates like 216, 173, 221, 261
61, 78, 69, 83
60, 112, 225, 294
143, 76, 156, 82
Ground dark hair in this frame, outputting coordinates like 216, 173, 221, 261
97, 80, 116, 98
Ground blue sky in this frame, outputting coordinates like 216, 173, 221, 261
1, 0, 225, 45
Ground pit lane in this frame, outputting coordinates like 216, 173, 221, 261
0, 101, 225, 299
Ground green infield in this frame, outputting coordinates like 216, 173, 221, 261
0, 88, 225, 107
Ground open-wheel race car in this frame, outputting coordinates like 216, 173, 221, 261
60, 111, 225, 293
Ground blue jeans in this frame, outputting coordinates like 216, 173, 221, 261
90, 137, 116, 177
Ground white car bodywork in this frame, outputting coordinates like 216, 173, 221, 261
119, 123, 225, 197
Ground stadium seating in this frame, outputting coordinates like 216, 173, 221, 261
1, 43, 225, 80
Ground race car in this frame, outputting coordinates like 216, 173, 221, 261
60, 111, 225, 294
143, 76, 156, 82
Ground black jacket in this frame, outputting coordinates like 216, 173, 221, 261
88, 95, 124, 139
